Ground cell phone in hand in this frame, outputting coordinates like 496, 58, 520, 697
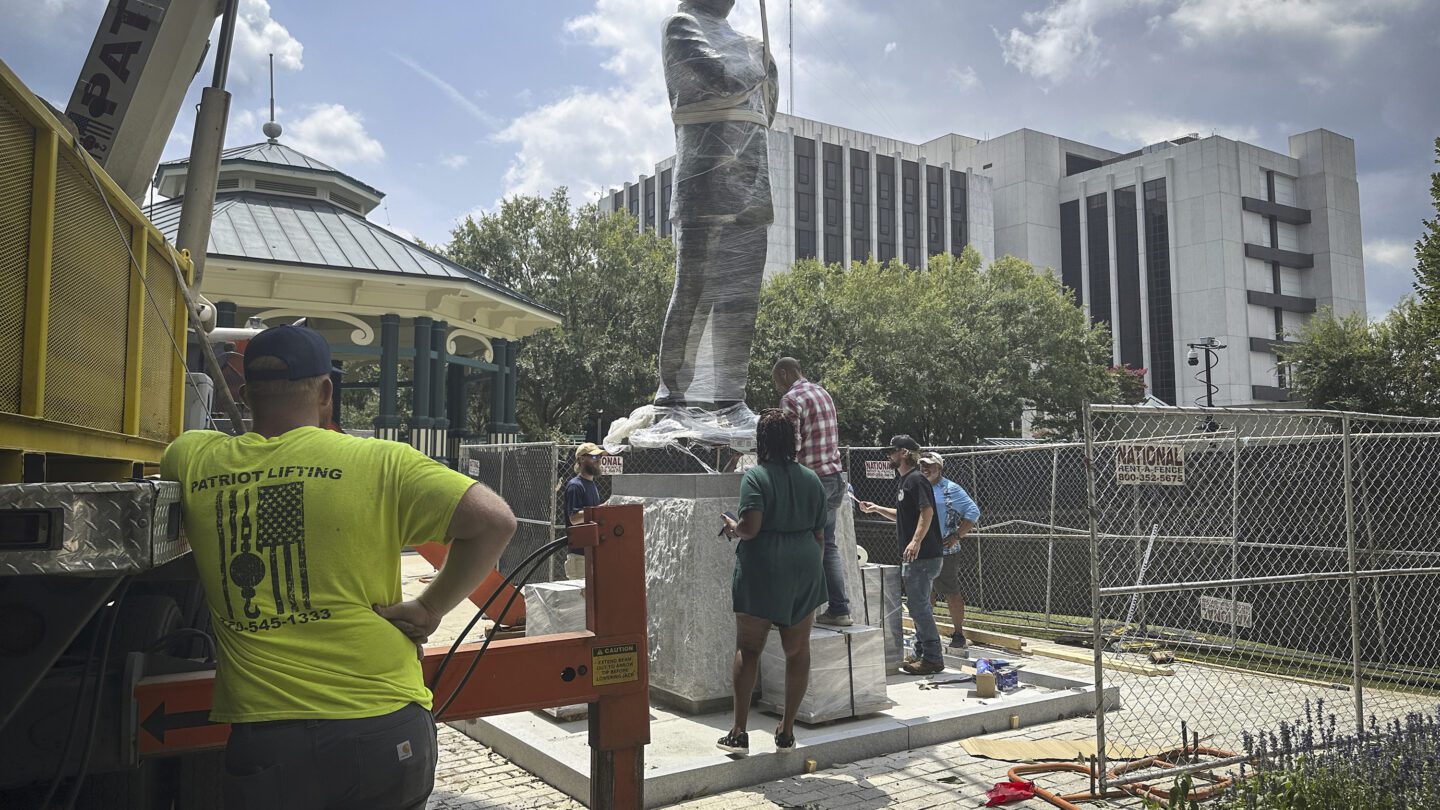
718, 511, 738, 537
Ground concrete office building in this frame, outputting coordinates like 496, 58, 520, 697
603, 114, 1365, 407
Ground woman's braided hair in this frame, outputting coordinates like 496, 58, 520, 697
756, 408, 798, 464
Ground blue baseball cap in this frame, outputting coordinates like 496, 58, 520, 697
243, 325, 332, 381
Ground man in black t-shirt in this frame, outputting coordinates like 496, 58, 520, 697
858, 435, 947, 675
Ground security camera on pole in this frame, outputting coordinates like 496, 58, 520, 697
1186, 337, 1226, 432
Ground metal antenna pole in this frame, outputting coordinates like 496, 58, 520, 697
788, 0, 794, 116
269, 54, 275, 124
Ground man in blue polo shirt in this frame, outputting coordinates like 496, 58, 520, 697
918, 452, 980, 654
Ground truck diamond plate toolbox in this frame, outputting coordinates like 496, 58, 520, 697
0, 480, 187, 575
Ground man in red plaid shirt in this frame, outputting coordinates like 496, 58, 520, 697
772, 358, 851, 625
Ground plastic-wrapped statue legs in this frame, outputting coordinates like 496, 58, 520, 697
655, 222, 767, 407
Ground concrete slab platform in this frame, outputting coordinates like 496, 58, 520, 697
449, 660, 1117, 808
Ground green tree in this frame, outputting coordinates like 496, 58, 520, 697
436, 190, 675, 439
1414, 137, 1440, 328
1282, 307, 1395, 413
746, 249, 1118, 445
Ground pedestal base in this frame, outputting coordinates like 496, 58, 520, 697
610, 473, 864, 714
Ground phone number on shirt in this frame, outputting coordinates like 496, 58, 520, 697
222, 609, 332, 633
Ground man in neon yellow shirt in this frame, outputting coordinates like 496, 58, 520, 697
162, 325, 515, 809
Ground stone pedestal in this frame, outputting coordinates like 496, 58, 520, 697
610, 472, 864, 714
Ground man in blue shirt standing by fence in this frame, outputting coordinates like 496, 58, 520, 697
918, 452, 980, 654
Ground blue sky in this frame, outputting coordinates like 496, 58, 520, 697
4, 0, 1438, 315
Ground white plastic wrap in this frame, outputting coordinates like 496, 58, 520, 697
758, 624, 892, 724
609, 403, 759, 450
655, 1, 778, 406
523, 580, 589, 721
858, 564, 904, 670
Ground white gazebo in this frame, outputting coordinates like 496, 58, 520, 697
150, 126, 560, 459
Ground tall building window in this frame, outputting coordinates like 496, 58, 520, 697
643, 176, 656, 231
850, 149, 870, 261
660, 168, 673, 237
949, 171, 968, 255
926, 165, 944, 257
611, 189, 623, 215
1059, 200, 1081, 303
626, 185, 639, 220
1144, 178, 1176, 404
1086, 193, 1111, 328
823, 143, 844, 262
794, 136, 817, 260
1114, 186, 1142, 368
901, 160, 919, 267
877, 155, 896, 264
1065, 153, 1103, 177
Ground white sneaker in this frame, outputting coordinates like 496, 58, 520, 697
816, 611, 853, 627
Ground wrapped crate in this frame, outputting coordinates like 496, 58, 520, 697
522, 579, 588, 721
758, 624, 891, 724
857, 563, 903, 669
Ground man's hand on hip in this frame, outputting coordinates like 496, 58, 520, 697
375, 598, 444, 644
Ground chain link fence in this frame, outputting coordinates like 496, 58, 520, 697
462, 413, 1440, 790
1084, 404, 1440, 788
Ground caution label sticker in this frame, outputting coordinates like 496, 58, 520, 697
591, 643, 639, 686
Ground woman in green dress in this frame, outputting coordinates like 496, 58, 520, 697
717, 409, 828, 756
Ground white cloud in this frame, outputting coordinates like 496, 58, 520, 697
1105, 114, 1258, 146
1365, 237, 1417, 316
1367, 238, 1413, 271
946, 65, 981, 92
998, 0, 1155, 84
392, 53, 501, 128
491, 0, 674, 202
494, 85, 671, 201
1168, 0, 1419, 56
884, 41, 898, 55
284, 104, 385, 166
231, 0, 304, 83
440, 154, 470, 170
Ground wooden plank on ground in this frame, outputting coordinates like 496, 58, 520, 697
902, 618, 1027, 653
1027, 641, 1174, 677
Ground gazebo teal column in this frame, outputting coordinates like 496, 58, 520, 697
374, 313, 402, 441
487, 338, 510, 443
411, 316, 434, 455
446, 362, 468, 463
503, 340, 521, 431
431, 321, 449, 462
215, 300, 237, 328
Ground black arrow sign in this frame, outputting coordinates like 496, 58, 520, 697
141, 701, 214, 743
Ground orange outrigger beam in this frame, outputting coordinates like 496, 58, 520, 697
132, 504, 650, 809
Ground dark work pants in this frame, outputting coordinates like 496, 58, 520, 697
223, 703, 438, 810
656, 223, 768, 405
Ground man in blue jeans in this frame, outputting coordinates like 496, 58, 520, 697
858, 435, 946, 675
773, 358, 851, 625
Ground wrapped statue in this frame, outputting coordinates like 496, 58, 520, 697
654, 0, 777, 408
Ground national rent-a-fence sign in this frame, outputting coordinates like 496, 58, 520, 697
1115, 443, 1186, 486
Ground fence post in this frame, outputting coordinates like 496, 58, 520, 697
1229, 428, 1241, 649
1044, 446, 1058, 631
1342, 413, 1365, 734
972, 454, 985, 612
1083, 405, 1108, 787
